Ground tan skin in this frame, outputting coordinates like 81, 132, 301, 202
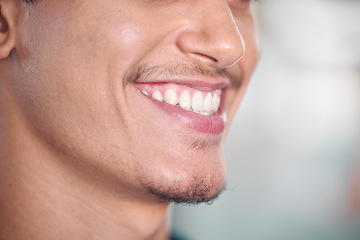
0, 0, 259, 239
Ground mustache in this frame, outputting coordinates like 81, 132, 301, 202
123, 62, 239, 87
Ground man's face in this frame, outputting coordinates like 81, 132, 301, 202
12, 0, 258, 203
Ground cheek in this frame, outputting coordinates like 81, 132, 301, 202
11, 8, 123, 153
237, 15, 260, 75
11, 3, 162, 175
15, 3, 151, 109
243, 30, 260, 78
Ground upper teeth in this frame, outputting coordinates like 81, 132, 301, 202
142, 87, 221, 116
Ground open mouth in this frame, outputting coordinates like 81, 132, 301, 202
134, 82, 226, 134
135, 83, 222, 116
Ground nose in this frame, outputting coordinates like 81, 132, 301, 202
176, 0, 245, 68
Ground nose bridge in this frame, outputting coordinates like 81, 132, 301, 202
177, 0, 245, 68
201, 0, 240, 37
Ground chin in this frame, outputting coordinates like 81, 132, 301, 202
144, 176, 226, 205
139, 144, 227, 205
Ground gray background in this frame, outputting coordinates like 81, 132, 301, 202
172, 0, 360, 239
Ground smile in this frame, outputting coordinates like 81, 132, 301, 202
136, 83, 221, 116
134, 82, 227, 134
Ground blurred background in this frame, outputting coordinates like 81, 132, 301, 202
171, 0, 360, 239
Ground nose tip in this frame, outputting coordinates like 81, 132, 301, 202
176, 26, 245, 68
210, 30, 245, 67
176, 4, 245, 68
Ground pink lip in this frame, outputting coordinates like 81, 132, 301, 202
145, 91, 226, 134
137, 78, 230, 92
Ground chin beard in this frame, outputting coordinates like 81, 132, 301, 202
142, 176, 226, 205
141, 137, 226, 205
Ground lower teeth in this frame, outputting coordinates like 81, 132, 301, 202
175, 103, 215, 116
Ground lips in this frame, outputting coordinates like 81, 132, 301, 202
134, 82, 226, 134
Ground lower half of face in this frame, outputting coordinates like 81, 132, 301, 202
12, 0, 259, 204
15, 65, 229, 204
123, 84, 228, 203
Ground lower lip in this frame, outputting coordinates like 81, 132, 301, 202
146, 94, 226, 134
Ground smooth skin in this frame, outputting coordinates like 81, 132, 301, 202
0, 0, 259, 239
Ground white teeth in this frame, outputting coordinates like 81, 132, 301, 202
164, 89, 178, 106
152, 90, 163, 102
192, 91, 204, 112
146, 87, 220, 116
179, 91, 191, 110
212, 93, 220, 112
204, 92, 213, 112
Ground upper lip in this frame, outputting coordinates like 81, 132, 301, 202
135, 76, 231, 92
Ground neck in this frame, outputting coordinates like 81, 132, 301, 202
0, 90, 170, 240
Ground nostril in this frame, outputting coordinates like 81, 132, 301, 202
194, 52, 219, 63
175, 10, 245, 68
